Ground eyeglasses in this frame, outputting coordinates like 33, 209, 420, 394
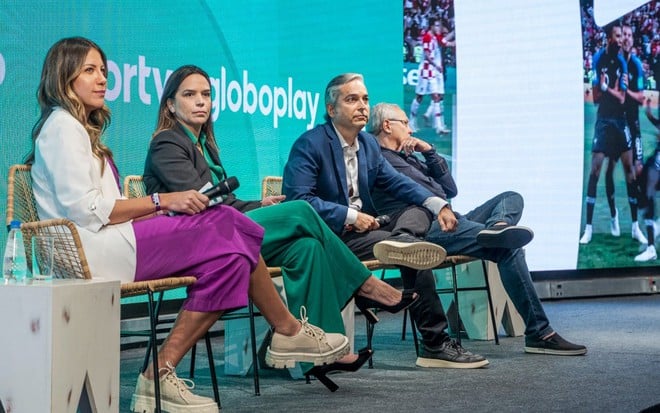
388, 119, 409, 126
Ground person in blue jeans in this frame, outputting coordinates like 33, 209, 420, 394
367, 102, 587, 356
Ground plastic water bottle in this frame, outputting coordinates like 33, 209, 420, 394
3, 220, 29, 281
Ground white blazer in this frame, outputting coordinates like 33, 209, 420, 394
31, 108, 137, 283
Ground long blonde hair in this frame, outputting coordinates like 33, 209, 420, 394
27, 37, 113, 169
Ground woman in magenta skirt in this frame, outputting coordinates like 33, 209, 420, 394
27, 37, 349, 413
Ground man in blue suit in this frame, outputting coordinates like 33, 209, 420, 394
283, 73, 488, 368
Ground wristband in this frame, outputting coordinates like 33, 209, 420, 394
151, 192, 161, 212
600, 83, 608, 92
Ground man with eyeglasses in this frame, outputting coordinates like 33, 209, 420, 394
368, 102, 588, 357
283, 73, 489, 368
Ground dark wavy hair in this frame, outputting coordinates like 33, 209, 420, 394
153, 65, 218, 151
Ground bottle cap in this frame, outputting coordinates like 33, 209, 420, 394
9, 220, 21, 229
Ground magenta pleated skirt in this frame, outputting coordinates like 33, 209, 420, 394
132, 205, 264, 313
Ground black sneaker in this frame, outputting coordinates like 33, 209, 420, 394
416, 340, 490, 369
476, 225, 534, 249
524, 333, 587, 356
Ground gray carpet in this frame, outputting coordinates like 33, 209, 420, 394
119, 294, 660, 413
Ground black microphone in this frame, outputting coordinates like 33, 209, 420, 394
375, 214, 391, 226
202, 176, 240, 199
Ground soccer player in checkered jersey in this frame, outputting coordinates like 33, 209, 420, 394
409, 18, 454, 135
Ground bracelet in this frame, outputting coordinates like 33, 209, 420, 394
151, 193, 161, 212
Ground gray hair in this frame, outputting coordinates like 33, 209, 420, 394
323, 73, 364, 122
366, 103, 401, 136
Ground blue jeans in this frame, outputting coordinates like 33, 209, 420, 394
424, 191, 553, 339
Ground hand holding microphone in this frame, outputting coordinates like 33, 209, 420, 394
375, 214, 391, 227
167, 176, 240, 216
346, 213, 391, 232
160, 190, 209, 216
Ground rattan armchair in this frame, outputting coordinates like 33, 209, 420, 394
260, 176, 283, 202
6, 165, 203, 413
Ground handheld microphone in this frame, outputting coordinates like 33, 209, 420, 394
344, 214, 391, 232
202, 176, 240, 199
375, 214, 391, 226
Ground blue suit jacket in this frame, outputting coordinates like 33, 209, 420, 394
283, 122, 437, 234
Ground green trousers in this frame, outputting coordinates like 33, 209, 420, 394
246, 200, 371, 335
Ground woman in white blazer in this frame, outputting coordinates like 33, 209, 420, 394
27, 37, 349, 413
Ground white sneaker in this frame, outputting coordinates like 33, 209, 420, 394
579, 225, 592, 244
610, 209, 620, 237
435, 124, 450, 134
634, 245, 657, 262
265, 306, 350, 368
131, 363, 219, 413
632, 222, 648, 244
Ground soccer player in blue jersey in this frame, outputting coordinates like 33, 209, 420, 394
601, 23, 648, 245
580, 22, 633, 244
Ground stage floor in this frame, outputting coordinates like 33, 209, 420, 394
119, 294, 660, 413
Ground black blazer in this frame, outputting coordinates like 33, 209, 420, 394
143, 123, 260, 212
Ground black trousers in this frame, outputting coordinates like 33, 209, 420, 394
340, 206, 450, 350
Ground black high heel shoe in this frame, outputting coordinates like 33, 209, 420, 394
305, 348, 374, 392
354, 289, 418, 323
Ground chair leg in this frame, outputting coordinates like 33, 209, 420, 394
481, 260, 500, 345
248, 300, 260, 396
147, 290, 162, 413
189, 343, 197, 379
205, 332, 221, 408
401, 308, 408, 341
140, 292, 166, 374
451, 264, 462, 345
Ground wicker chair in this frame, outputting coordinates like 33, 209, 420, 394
123, 174, 262, 397
7, 165, 207, 412
260, 176, 499, 369
260, 176, 283, 202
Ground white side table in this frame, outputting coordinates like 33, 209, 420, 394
0, 278, 120, 413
